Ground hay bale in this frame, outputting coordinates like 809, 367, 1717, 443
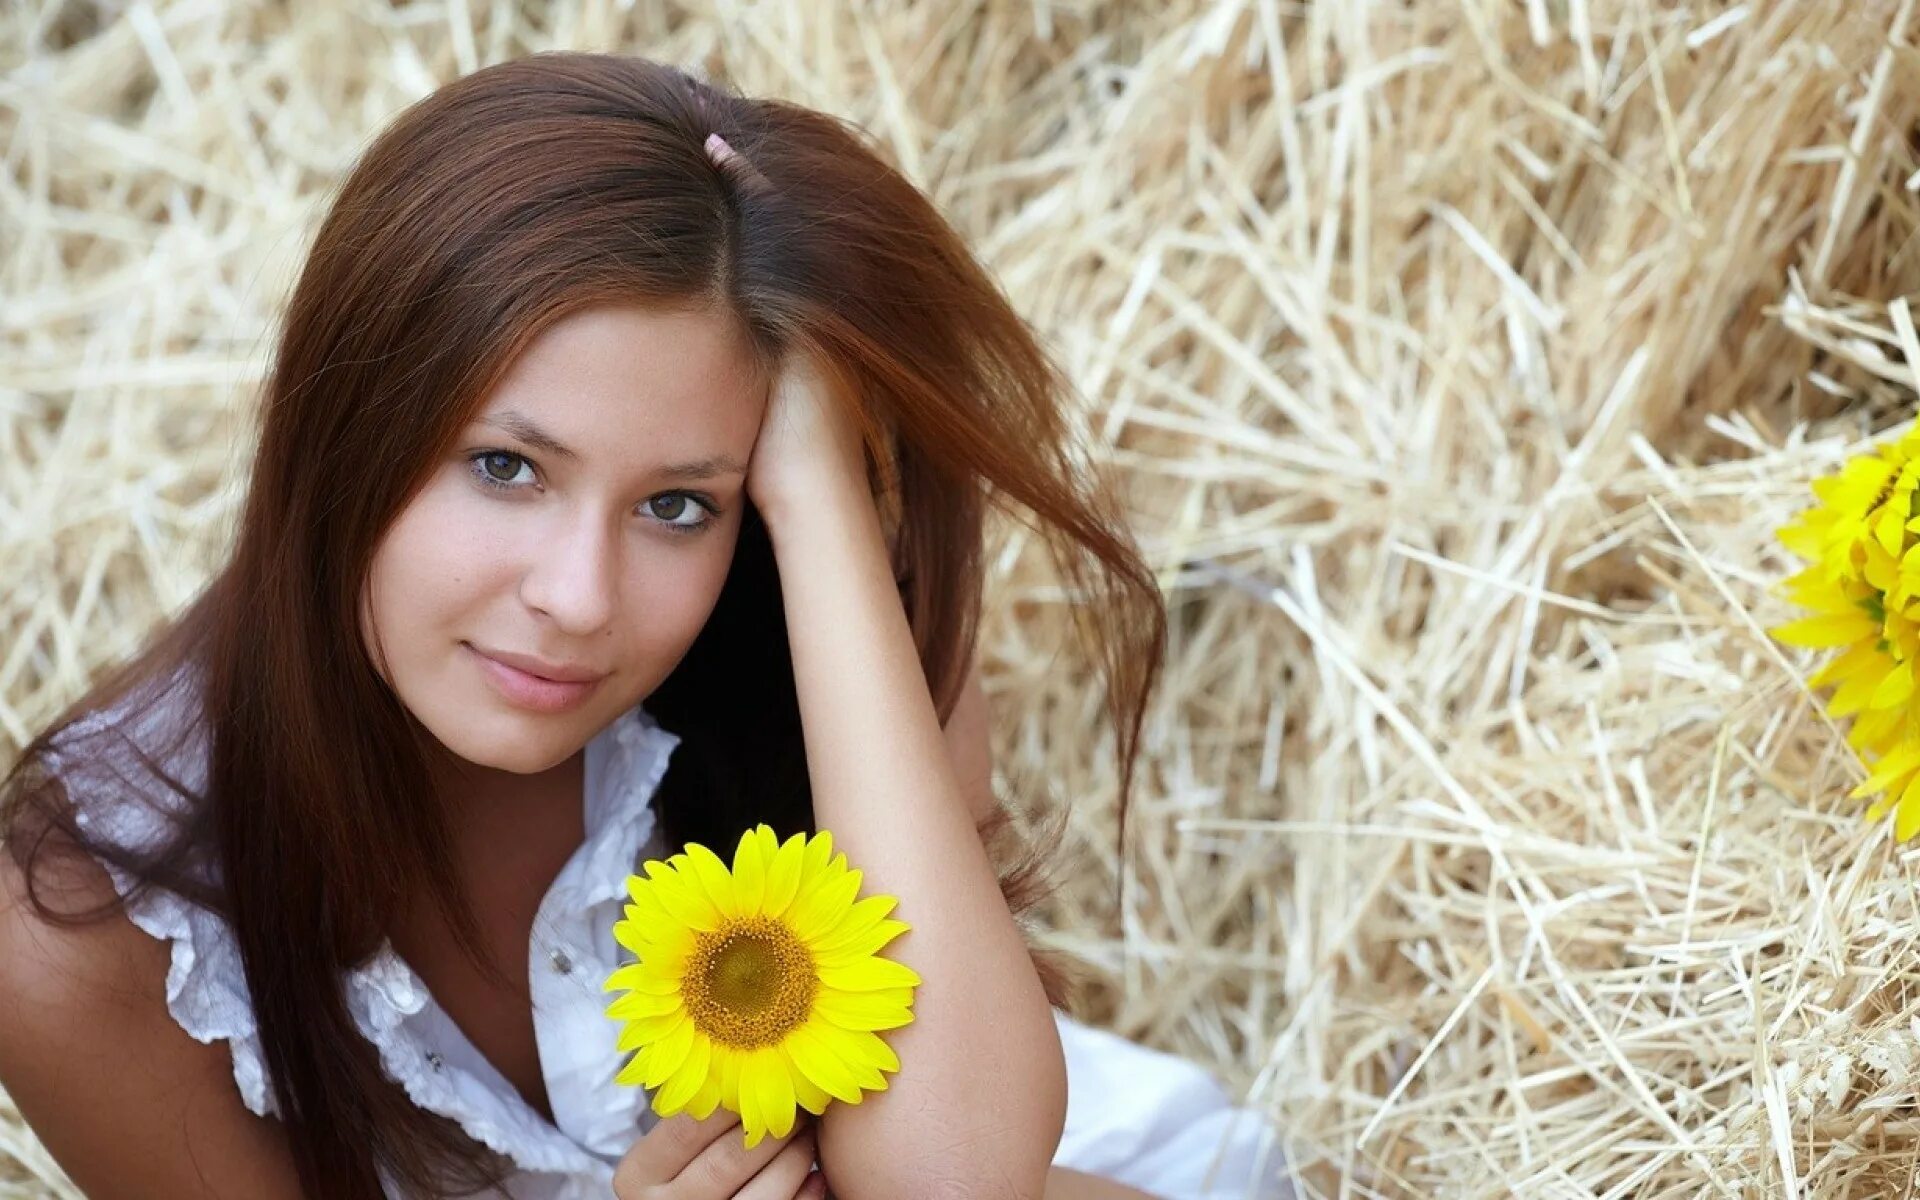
5, 1, 1920, 1196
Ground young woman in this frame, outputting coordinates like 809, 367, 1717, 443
0, 53, 1292, 1200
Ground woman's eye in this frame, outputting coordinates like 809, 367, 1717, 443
471, 451, 533, 489
646, 493, 718, 533
467, 451, 717, 533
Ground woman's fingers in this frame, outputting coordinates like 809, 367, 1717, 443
730, 1123, 821, 1200
674, 1115, 812, 1198
612, 1109, 743, 1195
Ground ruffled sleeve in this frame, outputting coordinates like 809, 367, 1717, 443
110, 872, 279, 1117
36, 667, 280, 1120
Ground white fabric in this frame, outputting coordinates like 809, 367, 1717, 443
42, 666, 1292, 1200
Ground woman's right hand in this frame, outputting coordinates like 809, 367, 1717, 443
612, 1108, 829, 1199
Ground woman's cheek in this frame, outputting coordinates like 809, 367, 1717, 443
442, 487, 540, 576
654, 534, 739, 639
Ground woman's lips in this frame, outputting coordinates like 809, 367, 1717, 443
463, 642, 603, 713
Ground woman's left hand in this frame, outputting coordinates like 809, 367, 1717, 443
706, 134, 881, 536
745, 343, 874, 529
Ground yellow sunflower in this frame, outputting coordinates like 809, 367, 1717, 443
1771, 421, 1920, 839
604, 823, 919, 1149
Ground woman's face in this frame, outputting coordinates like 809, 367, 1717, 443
360, 302, 768, 776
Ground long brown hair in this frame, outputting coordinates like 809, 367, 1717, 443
1, 52, 1166, 1199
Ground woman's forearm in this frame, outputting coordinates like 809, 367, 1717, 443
762, 474, 1068, 1200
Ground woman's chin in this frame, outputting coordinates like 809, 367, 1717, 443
436, 719, 576, 777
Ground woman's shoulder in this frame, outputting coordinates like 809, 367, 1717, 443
1, 661, 210, 1031
0, 832, 186, 1059
0, 845, 305, 1195
15, 659, 278, 1117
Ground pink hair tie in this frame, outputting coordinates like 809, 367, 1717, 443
704, 133, 770, 195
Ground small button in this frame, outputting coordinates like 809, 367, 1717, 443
426, 1051, 444, 1072
550, 947, 573, 975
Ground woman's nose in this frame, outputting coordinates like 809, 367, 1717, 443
519, 513, 618, 634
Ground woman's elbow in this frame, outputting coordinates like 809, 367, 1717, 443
944, 1028, 1070, 1200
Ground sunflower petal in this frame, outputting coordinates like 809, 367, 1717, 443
815, 918, 911, 965
813, 987, 917, 1031
688, 1075, 724, 1120
607, 988, 683, 1021
743, 1047, 797, 1140
732, 826, 769, 914
818, 954, 921, 992
1828, 669, 1886, 719
616, 1010, 687, 1051
1897, 789, 1920, 843
616, 1050, 649, 1087
1772, 613, 1879, 648
782, 1044, 833, 1115
628, 866, 669, 902
682, 842, 741, 921
801, 829, 836, 880
852, 1031, 900, 1074
755, 824, 781, 867
603, 963, 651, 994
647, 863, 723, 932
806, 1021, 887, 1075
810, 895, 897, 949
790, 867, 864, 941
762, 832, 808, 918
623, 879, 675, 927
716, 1044, 743, 1112
807, 1022, 889, 1088
1869, 665, 1918, 710
785, 1022, 865, 1103
654, 1034, 712, 1115
605, 962, 685, 996
642, 1014, 697, 1090
612, 922, 694, 967
1808, 642, 1885, 690
1850, 740, 1920, 799
738, 1058, 767, 1149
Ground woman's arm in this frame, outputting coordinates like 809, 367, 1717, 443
753, 362, 1068, 1200
0, 846, 307, 1199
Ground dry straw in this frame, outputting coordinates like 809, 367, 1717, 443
5, 1, 1920, 1197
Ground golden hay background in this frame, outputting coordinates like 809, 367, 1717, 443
6, 1, 1920, 1196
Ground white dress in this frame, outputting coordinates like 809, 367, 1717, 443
38, 667, 1293, 1200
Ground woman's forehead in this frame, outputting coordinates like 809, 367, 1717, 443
473, 304, 765, 469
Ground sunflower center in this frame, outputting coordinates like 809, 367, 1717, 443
682, 915, 818, 1049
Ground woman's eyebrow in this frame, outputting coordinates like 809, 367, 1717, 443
655, 454, 749, 482
480, 410, 577, 461
477, 410, 746, 480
